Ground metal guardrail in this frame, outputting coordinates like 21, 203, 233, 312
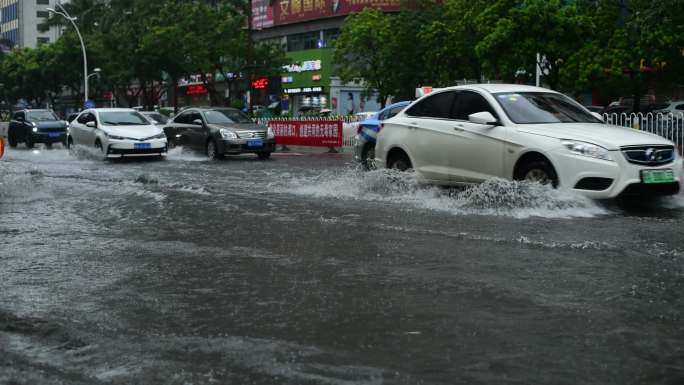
604, 112, 684, 154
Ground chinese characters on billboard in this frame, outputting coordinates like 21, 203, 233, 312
252, 0, 274, 29
252, 0, 401, 28
268, 120, 343, 147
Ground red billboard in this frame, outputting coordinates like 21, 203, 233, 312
252, 0, 274, 29
272, 0, 400, 26
268, 120, 342, 147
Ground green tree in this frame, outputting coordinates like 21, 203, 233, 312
333, 9, 396, 107
560, 0, 684, 109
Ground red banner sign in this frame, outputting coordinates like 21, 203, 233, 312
269, 120, 342, 147
274, 0, 400, 26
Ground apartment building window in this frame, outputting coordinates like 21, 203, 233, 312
37, 37, 50, 45
37, 0, 50, 4
2, 29, 18, 47
1, 3, 18, 23
37, 10, 49, 18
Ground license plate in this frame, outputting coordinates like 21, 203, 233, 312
247, 139, 263, 148
134, 143, 151, 149
48, 132, 61, 138
641, 169, 674, 184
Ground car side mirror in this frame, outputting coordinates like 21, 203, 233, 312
193, 119, 202, 126
86, 121, 97, 128
591, 112, 604, 122
468, 111, 499, 126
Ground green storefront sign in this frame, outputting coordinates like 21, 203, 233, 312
282, 48, 333, 93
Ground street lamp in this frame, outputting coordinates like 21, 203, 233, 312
47, 3, 90, 104
87, 68, 101, 81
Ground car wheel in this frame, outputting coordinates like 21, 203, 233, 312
8, 130, 18, 148
257, 152, 271, 160
206, 139, 222, 159
361, 143, 376, 170
388, 152, 412, 171
517, 160, 558, 187
25, 134, 34, 149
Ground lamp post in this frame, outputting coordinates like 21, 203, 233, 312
47, 3, 89, 104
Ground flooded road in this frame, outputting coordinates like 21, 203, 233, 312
1, 146, 683, 384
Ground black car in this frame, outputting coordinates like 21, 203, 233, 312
164, 107, 276, 159
8, 109, 68, 148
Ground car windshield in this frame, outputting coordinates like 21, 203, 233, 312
99, 111, 150, 126
144, 113, 169, 124
494, 92, 601, 124
204, 109, 252, 124
28, 111, 59, 121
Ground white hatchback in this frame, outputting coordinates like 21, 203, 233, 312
375, 84, 683, 199
67, 108, 167, 159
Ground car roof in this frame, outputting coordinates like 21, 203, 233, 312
386, 100, 411, 108
440, 83, 559, 94
89, 108, 138, 113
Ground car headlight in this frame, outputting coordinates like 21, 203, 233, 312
267, 126, 275, 139
220, 128, 237, 139
105, 132, 125, 140
151, 133, 166, 139
562, 140, 613, 161
32, 127, 38, 132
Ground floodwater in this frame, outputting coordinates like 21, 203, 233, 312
1, 145, 683, 384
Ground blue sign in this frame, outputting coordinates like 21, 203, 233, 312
84, 100, 96, 109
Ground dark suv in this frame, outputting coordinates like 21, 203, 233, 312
164, 107, 276, 159
8, 109, 67, 148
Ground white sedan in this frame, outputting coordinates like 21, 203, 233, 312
67, 108, 167, 159
375, 84, 683, 199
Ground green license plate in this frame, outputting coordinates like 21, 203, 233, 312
641, 169, 674, 184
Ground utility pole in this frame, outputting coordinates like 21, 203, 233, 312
246, 0, 254, 112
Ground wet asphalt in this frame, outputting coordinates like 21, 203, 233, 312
0, 145, 683, 385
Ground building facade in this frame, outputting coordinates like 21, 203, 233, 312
0, 0, 64, 50
251, 0, 399, 115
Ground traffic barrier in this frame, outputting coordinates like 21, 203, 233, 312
268, 119, 342, 148
603, 112, 684, 155
257, 115, 358, 152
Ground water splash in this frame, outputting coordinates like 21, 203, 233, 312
166, 146, 208, 162
281, 168, 609, 219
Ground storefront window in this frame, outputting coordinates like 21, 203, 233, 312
287, 31, 320, 52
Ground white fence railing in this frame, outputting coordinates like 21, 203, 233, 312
603, 112, 684, 154
258, 113, 684, 153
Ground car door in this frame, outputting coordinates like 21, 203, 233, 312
171, 111, 196, 148
70, 111, 90, 145
81, 112, 99, 146
189, 111, 209, 149
448, 90, 506, 182
10, 111, 27, 140
401, 91, 459, 182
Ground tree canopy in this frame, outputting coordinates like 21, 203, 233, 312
0, 0, 285, 111
334, 0, 684, 108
